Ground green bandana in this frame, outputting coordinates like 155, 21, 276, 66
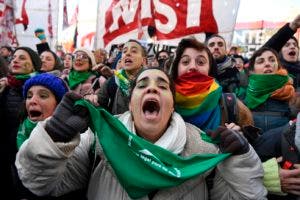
68, 70, 93, 89
245, 73, 288, 109
15, 72, 38, 80
16, 117, 37, 149
76, 100, 230, 199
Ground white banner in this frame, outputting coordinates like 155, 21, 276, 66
0, 0, 18, 47
14, 0, 59, 50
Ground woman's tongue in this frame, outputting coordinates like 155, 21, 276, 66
143, 101, 159, 120
144, 110, 158, 120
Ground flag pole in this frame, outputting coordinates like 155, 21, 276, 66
11, 0, 19, 46
93, 0, 101, 49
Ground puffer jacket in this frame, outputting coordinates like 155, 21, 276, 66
16, 113, 267, 200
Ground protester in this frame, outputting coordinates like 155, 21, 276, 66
232, 54, 249, 99
40, 50, 64, 76
86, 39, 147, 114
239, 49, 295, 197
0, 46, 41, 198
63, 48, 99, 96
206, 34, 240, 93
16, 67, 267, 199
263, 14, 300, 91
0, 45, 13, 63
107, 43, 124, 69
171, 37, 253, 132
93, 48, 108, 65
228, 46, 240, 56
244, 93, 300, 199
155, 49, 171, 69
12, 73, 84, 200
0, 55, 9, 78
245, 47, 295, 132
62, 53, 73, 76
17, 73, 69, 149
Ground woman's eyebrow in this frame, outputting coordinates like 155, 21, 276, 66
157, 77, 169, 84
137, 76, 148, 83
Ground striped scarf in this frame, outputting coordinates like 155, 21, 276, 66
175, 72, 222, 131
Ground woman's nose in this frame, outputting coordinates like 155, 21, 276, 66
146, 85, 158, 94
28, 95, 38, 105
264, 61, 273, 68
188, 64, 197, 72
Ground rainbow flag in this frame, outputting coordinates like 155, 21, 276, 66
175, 72, 222, 131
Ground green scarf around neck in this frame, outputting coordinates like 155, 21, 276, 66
76, 100, 230, 199
16, 117, 37, 149
15, 72, 38, 80
68, 70, 93, 89
245, 73, 288, 109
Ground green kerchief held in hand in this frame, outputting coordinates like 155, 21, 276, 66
76, 99, 230, 199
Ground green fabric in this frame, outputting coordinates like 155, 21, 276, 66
68, 70, 93, 89
16, 118, 37, 149
76, 99, 230, 199
15, 72, 38, 80
245, 74, 288, 109
262, 158, 285, 196
115, 69, 131, 96
235, 86, 247, 99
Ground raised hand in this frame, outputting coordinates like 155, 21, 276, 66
45, 92, 89, 142
290, 14, 300, 31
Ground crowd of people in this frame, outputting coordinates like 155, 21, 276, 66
0, 13, 300, 200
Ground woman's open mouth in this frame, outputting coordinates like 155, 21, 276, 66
288, 51, 296, 57
28, 110, 42, 121
142, 99, 160, 120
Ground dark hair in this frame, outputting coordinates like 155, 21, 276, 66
248, 47, 281, 72
1, 45, 13, 52
155, 49, 170, 61
14, 47, 42, 71
41, 50, 64, 71
170, 37, 217, 80
205, 34, 226, 48
290, 36, 299, 47
126, 39, 147, 58
64, 53, 74, 60
130, 67, 176, 106
232, 54, 245, 63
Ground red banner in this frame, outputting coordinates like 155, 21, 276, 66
15, 0, 28, 30
102, 0, 218, 46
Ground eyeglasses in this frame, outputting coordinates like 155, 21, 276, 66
73, 54, 89, 60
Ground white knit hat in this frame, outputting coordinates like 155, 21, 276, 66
74, 48, 96, 68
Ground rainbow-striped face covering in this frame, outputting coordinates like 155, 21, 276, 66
175, 72, 222, 131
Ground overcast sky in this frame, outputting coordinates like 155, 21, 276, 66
236, 0, 300, 22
